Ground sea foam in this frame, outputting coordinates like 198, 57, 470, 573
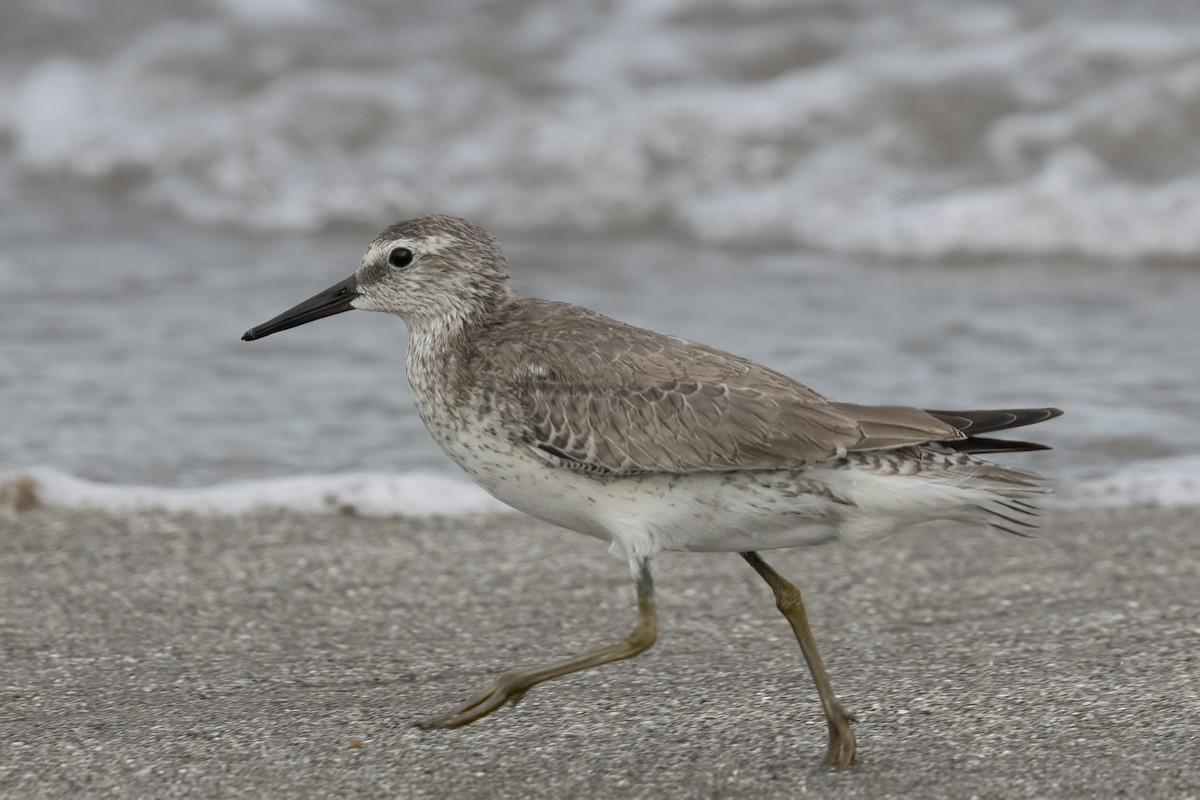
1, 467, 507, 518
4, 2, 1200, 260
5, 458, 1198, 520
1061, 455, 1200, 509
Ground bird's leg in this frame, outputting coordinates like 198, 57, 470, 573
418, 559, 657, 730
740, 551, 857, 770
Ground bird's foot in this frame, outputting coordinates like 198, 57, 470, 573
416, 672, 530, 730
822, 705, 857, 770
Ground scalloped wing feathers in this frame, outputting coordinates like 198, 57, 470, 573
478, 300, 963, 476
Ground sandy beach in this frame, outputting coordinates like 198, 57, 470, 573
1, 503, 1197, 798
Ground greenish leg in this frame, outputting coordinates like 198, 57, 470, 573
418, 560, 657, 730
741, 551, 857, 770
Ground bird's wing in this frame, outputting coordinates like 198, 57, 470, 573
492, 302, 962, 476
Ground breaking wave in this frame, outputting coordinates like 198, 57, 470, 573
5, 459, 1198, 519
1, 467, 506, 518
4, 0, 1200, 260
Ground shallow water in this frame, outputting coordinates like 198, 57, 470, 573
1, 0, 1199, 510
3, 183, 1198, 496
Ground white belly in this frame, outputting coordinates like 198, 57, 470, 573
422, 407, 845, 560
411, 377, 1008, 562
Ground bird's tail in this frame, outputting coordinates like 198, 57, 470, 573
925, 407, 1063, 454
933, 454, 1052, 537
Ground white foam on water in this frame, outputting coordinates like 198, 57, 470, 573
2, 467, 508, 518
6, 459, 1198, 520
1061, 456, 1200, 509
5, 1, 1200, 260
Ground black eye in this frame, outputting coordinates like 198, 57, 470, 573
388, 247, 414, 268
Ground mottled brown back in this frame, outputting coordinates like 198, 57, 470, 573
469, 300, 967, 476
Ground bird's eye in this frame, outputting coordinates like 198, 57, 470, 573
388, 247, 414, 268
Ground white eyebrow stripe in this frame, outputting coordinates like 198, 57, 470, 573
373, 234, 460, 261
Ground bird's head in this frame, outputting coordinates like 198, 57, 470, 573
242, 214, 510, 341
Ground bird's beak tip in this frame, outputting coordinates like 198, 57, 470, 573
241, 274, 359, 342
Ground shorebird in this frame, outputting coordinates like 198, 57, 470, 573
242, 214, 1061, 769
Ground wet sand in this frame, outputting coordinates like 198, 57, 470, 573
1, 504, 1197, 798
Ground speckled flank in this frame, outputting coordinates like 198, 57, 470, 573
345, 214, 1061, 563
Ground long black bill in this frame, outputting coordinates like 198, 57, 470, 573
242, 275, 359, 341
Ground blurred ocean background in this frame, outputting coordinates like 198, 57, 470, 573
2, 0, 1198, 514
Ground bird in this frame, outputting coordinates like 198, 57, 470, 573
242, 214, 1062, 770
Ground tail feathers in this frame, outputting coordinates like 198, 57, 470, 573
941, 436, 1052, 454
932, 452, 1049, 489
980, 498, 1042, 537
919, 408, 1061, 535
940, 456, 1052, 537
925, 407, 1063, 436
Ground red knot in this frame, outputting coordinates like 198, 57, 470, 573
243, 214, 1062, 769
